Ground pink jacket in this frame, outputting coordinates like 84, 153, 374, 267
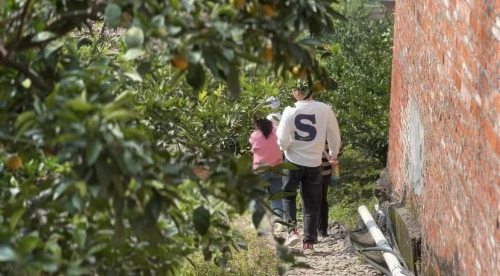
249, 126, 283, 170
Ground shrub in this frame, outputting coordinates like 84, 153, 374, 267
0, 1, 344, 274
320, 0, 394, 165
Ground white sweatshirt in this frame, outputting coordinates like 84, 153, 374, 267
276, 100, 341, 167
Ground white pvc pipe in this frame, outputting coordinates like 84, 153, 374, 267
358, 205, 405, 276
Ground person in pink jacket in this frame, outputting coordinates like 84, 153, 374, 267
249, 117, 285, 232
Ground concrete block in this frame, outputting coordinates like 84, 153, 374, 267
388, 206, 422, 274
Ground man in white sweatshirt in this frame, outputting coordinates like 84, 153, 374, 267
276, 86, 341, 255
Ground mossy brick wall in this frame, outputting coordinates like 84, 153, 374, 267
388, 0, 500, 275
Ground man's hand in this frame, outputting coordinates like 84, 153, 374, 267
327, 155, 337, 162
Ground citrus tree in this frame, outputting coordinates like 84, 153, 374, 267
0, 0, 345, 274
320, 0, 393, 165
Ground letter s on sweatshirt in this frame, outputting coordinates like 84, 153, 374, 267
294, 114, 317, 141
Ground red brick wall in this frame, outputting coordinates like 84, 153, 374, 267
388, 0, 500, 274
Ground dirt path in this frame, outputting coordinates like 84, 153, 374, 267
236, 216, 383, 276
274, 223, 383, 276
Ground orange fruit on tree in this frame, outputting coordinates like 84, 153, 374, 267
193, 165, 211, 180
5, 155, 22, 170
291, 66, 307, 79
171, 56, 189, 70
313, 81, 325, 92
263, 44, 273, 61
263, 4, 277, 17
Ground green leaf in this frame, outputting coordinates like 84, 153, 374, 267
124, 72, 143, 82
202, 49, 220, 78
44, 40, 65, 58
170, 0, 180, 10
272, 162, 299, 170
45, 240, 62, 263
67, 98, 94, 113
105, 3, 122, 27
299, 38, 323, 47
31, 31, 57, 43
268, 192, 296, 201
325, 5, 347, 21
226, 63, 241, 99
186, 63, 205, 91
17, 120, 37, 138
75, 181, 87, 197
124, 48, 145, 61
235, 154, 252, 176
14, 111, 36, 128
114, 90, 135, 104
18, 236, 40, 254
163, 226, 179, 238
278, 264, 287, 276
145, 192, 162, 222
0, 245, 17, 262
250, 200, 265, 229
151, 15, 165, 28
258, 180, 271, 187
71, 192, 82, 212
53, 181, 71, 200
86, 140, 102, 166
42, 262, 58, 273
193, 206, 210, 235
320, 52, 332, 59
85, 243, 107, 257
73, 229, 86, 249
104, 109, 138, 121
10, 208, 26, 231
95, 159, 112, 190
65, 267, 93, 276
77, 38, 93, 48
236, 241, 248, 251
33, 20, 45, 32
137, 62, 152, 76
202, 247, 212, 261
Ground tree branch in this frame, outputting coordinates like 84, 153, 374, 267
6, 0, 32, 60
5, 59, 52, 92
7, 7, 101, 53
0, 40, 7, 61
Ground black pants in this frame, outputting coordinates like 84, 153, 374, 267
318, 174, 330, 235
282, 159, 322, 244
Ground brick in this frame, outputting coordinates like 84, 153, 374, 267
389, 0, 500, 275
450, 68, 462, 91
484, 120, 498, 151
494, 92, 500, 113
496, 135, 500, 156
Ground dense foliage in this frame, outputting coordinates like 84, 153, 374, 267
320, 1, 394, 165
0, 0, 346, 275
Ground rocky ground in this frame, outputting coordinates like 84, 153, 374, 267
275, 222, 384, 276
